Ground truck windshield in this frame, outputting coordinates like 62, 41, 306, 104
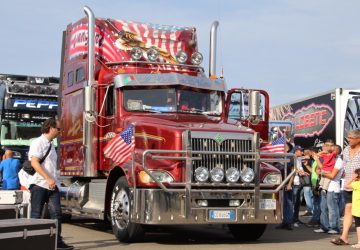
1, 121, 41, 145
123, 87, 222, 115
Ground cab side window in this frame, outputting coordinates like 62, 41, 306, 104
67, 71, 74, 87
76, 67, 85, 83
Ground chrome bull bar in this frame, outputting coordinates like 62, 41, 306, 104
133, 147, 295, 219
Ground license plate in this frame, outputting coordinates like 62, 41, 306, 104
260, 199, 276, 210
209, 210, 235, 221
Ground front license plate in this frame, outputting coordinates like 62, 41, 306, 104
209, 210, 235, 221
260, 199, 276, 210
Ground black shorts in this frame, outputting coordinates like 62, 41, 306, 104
355, 216, 360, 227
344, 191, 353, 204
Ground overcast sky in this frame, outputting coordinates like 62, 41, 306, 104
1, 0, 359, 106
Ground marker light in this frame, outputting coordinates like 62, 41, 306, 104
130, 47, 143, 61
191, 52, 203, 65
176, 51, 188, 64
146, 47, 159, 62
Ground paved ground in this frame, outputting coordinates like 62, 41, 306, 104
61, 216, 358, 250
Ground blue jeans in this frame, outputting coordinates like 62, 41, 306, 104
30, 185, 62, 241
283, 189, 294, 225
303, 186, 313, 213
327, 191, 340, 232
311, 193, 321, 224
293, 185, 302, 222
320, 190, 340, 232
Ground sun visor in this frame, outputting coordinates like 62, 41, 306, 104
114, 73, 227, 92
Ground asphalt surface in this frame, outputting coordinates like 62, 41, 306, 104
61, 215, 358, 250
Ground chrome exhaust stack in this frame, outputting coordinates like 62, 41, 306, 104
209, 21, 219, 77
83, 6, 96, 177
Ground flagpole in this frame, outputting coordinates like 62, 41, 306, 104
131, 123, 136, 219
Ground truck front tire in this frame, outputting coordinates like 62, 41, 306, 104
228, 224, 267, 241
110, 176, 144, 242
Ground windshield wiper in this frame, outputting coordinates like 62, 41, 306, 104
202, 111, 221, 116
143, 106, 162, 113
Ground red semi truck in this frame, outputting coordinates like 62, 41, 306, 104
58, 6, 293, 242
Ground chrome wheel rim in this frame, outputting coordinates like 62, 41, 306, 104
111, 188, 130, 230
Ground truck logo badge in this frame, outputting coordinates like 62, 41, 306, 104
214, 133, 226, 145
283, 103, 334, 138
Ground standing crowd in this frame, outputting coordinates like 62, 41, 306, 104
276, 129, 360, 248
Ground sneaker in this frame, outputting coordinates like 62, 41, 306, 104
293, 222, 300, 228
306, 221, 319, 228
328, 230, 339, 234
301, 211, 313, 217
57, 240, 74, 250
314, 228, 326, 233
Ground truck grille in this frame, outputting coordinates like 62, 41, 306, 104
191, 137, 254, 182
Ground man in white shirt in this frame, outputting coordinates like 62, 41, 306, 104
315, 144, 343, 234
28, 118, 73, 250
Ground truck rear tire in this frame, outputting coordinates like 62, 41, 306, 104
110, 176, 144, 242
228, 224, 267, 241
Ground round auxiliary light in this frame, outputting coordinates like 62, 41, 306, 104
45, 87, 53, 95
10, 84, 20, 93
240, 168, 255, 183
226, 167, 240, 183
194, 167, 209, 183
191, 52, 203, 65
23, 85, 32, 93
146, 47, 159, 62
176, 51, 188, 64
33, 86, 43, 94
130, 47, 143, 61
210, 167, 225, 183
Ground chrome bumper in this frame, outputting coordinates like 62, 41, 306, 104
131, 131, 295, 225
131, 188, 283, 225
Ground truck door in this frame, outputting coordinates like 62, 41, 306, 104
225, 89, 269, 142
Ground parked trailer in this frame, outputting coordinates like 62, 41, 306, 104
270, 88, 360, 149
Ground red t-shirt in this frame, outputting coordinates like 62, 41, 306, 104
320, 151, 336, 171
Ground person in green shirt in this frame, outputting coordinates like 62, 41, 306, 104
306, 147, 321, 227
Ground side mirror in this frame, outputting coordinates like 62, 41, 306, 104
248, 90, 261, 124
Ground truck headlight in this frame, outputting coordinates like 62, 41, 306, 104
194, 167, 209, 182
191, 52, 203, 65
226, 167, 240, 183
240, 168, 255, 183
139, 170, 174, 183
176, 51, 187, 64
146, 47, 159, 62
210, 167, 224, 183
263, 173, 282, 185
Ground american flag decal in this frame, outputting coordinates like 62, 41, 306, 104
260, 136, 285, 154
104, 125, 135, 165
68, 18, 196, 69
